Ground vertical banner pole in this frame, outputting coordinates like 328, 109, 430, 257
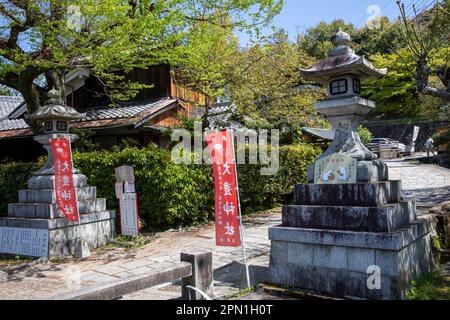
68, 138, 82, 243
230, 129, 251, 288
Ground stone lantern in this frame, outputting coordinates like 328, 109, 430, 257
27, 88, 82, 175
300, 29, 387, 163
258, 30, 435, 300
0, 87, 115, 259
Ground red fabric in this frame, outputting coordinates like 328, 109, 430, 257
51, 139, 79, 222
205, 130, 241, 247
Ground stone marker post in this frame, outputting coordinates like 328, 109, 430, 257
181, 250, 214, 300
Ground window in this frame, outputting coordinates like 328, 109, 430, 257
353, 78, 361, 94
330, 79, 348, 95
44, 121, 53, 132
56, 121, 67, 132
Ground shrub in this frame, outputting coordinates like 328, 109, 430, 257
433, 130, 450, 152
73, 145, 214, 229
0, 162, 37, 215
358, 126, 373, 145
0, 144, 320, 229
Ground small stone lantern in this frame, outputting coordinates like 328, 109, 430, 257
28, 88, 82, 175
300, 29, 387, 161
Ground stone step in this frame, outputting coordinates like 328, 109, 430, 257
8, 199, 107, 219
27, 174, 89, 190
282, 201, 416, 233
294, 181, 402, 207
18, 187, 97, 204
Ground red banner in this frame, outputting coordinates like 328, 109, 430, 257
51, 139, 79, 222
205, 130, 241, 247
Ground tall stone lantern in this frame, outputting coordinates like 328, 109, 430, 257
27, 88, 82, 176
257, 30, 435, 300
300, 29, 388, 183
0, 88, 115, 259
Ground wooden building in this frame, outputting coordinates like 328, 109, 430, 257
0, 65, 206, 162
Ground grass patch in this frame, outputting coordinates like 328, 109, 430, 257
407, 271, 450, 300
107, 234, 155, 249
0, 254, 35, 265
226, 287, 255, 300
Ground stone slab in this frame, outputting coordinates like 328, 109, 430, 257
28, 174, 89, 190
0, 211, 115, 230
18, 187, 97, 203
257, 225, 435, 299
294, 181, 402, 207
8, 199, 107, 219
282, 201, 416, 232
0, 211, 115, 258
269, 215, 433, 251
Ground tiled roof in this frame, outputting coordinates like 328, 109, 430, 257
0, 119, 29, 131
0, 97, 178, 133
0, 96, 24, 119
83, 99, 170, 121
207, 102, 242, 130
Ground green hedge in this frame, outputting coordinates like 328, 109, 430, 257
0, 162, 38, 214
0, 144, 320, 229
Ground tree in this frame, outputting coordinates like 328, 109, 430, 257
297, 19, 356, 60
397, 0, 450, 101
0, 0, 283, 132
353, 17, 407, 56
363, 48, 447, 118
298, 17, 407, 59
227, 30, 326, 142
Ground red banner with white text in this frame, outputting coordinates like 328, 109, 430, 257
205, 130, 241, 247
51, 139, 79, 222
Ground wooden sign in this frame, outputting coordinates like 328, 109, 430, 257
0, 227, 49, 257
314, 153, 357, 185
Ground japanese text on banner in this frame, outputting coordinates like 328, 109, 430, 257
51, 139, 79, 222
205, 130, 241, 247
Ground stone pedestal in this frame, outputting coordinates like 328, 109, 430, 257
258, 167, 435, 299
0, 134, 115, 259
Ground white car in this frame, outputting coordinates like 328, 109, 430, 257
368, 138, 407, 154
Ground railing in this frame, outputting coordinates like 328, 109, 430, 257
44, 250, 214, 300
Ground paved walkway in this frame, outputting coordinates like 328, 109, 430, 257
0, 209, 279, 300
0, 160, 449, 300
386, 160, 450, 213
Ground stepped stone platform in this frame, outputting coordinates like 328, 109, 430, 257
0, 173, 115, 258
251, 162, 435, 300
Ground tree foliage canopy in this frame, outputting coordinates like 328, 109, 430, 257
0, 0, 283, 130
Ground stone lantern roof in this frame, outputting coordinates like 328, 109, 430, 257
300, 29, 387, 84
28, 88, 82, 122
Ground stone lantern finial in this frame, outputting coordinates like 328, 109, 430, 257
332, 28, 351, 46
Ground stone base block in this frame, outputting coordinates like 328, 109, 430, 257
0, 211, 115, 259
283, 201, 416, 232
294, 180, 402, 207
260, 216, 435, 300
27, 174, 88, 190
308, 161, 389, 184
18, 187, 97, 203
8, 199, 107, 219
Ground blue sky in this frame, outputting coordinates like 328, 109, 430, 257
239, 0, 407, 45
